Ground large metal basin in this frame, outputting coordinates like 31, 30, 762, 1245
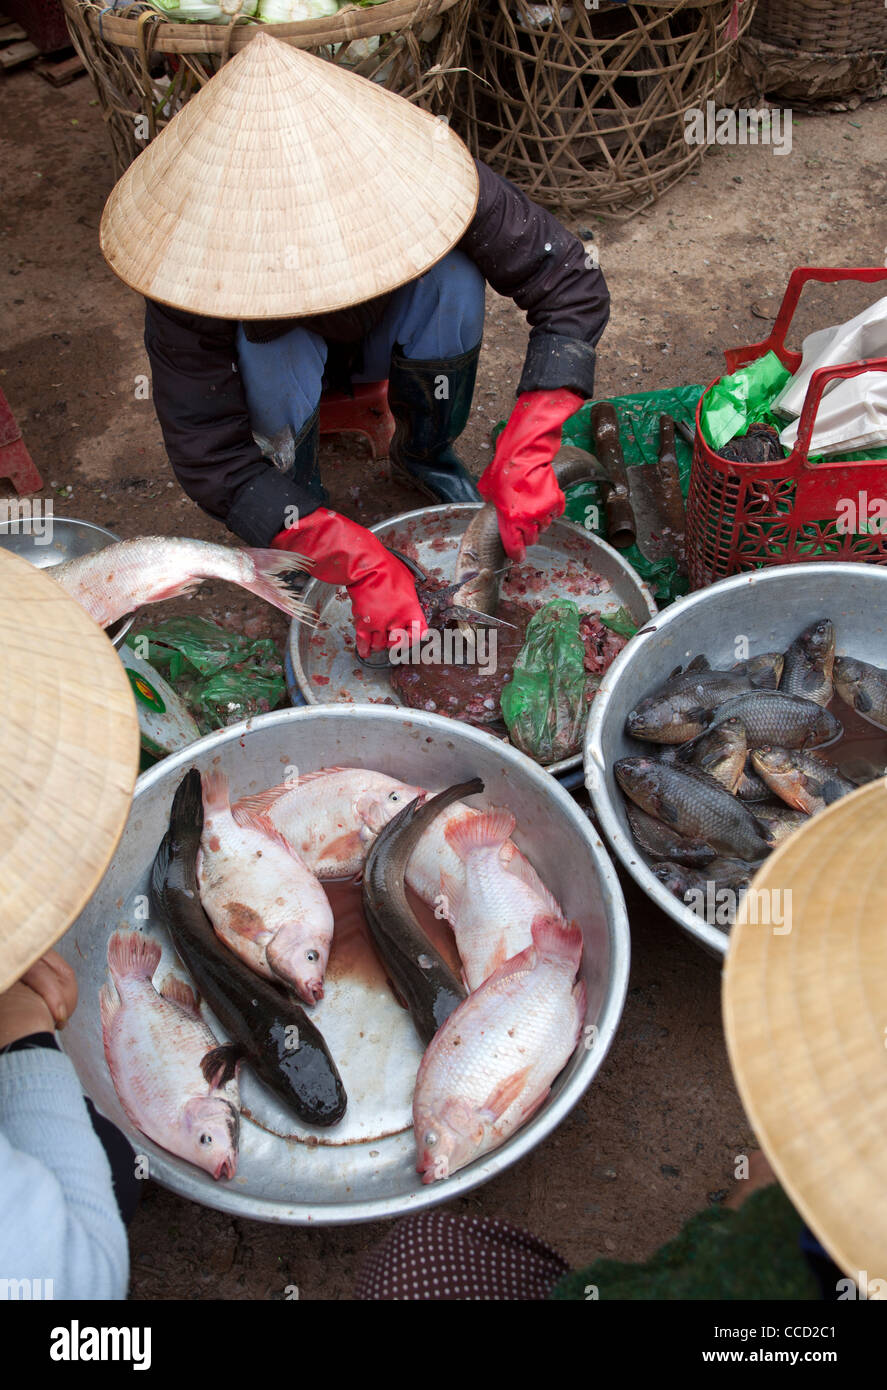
584, 562, 887, 957
288, 503, 657, 777
56, 705, 630, 1224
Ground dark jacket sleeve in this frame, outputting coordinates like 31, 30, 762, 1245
144, 300, 321, 546
459, 161, 610, 398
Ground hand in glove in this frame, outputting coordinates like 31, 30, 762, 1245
478, 389, 584, 561
273, 509, 427, 658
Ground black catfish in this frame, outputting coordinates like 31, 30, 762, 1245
363, 779, 478, 1045
151, 769, 347, 1127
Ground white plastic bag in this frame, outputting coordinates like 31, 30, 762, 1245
779, 370, 887, 456
773, 293, 887, 420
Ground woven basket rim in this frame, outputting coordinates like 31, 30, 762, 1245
70, 0, 460, 53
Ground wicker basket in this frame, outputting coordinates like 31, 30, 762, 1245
749, 0, 887, 56
61, 0, 471, 175
455, 0, 756, 217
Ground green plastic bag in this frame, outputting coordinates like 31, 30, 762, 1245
500, 599, 588, 764
126, 617, 286, 733
698, 350, 791, 450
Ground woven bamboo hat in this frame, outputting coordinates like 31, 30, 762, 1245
0, 548, 139, 994
100, 31, 480, 320
723, 780, 887, 1292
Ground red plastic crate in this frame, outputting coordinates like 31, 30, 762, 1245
686, 266, 887, 588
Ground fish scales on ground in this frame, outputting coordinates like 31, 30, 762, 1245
750, 747, 856, 815
441, 806, 566, 991
413, 914, 585, 1183
198, 770, 334, 1005
232, 767, 426, 879
51, 536, 315, 628
100, 929, 240, 1181
152, 770, 347, 1127
362, 781, 476, 1046
615, 757, 771, 862
781, 619, 835, 707
834, 655, 887, 731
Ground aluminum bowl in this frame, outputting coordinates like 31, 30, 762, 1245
0, 516, 134, 648
584, 562, 887, 958
55, 705, 629, 1224
288, 503, 657, 777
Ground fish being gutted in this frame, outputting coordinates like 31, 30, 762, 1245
100, 929, 239, 1180
834, 655, 887, 730
708, 690, 841, 750
750, 747, 856, 815
441, 807, 564, 991
51, 536, 315, 628
413, 914, 585, 1183
198, 771, 334, 1005
615, 757, 771, 861
232, 767, 425, 879
152, 770, 347, 1127
781, 619, 835, 707
363, 781, 474, 1045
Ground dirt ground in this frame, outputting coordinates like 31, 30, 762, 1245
2, 62, 886, 1300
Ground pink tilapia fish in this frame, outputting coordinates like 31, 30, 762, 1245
233, 767, 426, 879
413, 914, 586, 1184
50, 536, 315, 627
100, 930, 239, 1181
403, 799, 530, 921
199, 769, 334, 1004
442, 807, 565, 990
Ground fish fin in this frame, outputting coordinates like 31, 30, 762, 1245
479, 1067, 532, 1122
201, 1043, 243, 1090
667, 664, 684, 679
686, 655, 710, 671
159, 973, 200, 1017
531, 914, 584, 972
821, 780, 848, 806
241, 549, 317, 626
657, 799, 681, 827
573, 978, 588, 1026
444, 807, 516, 861
503, 852, 564, 918
232, 807, 301, 859
439, 870, 462, 922
107, 929, 161, 986
232, 785, 292, 818
201, 770, 231, 817
99, 981, 120, 1034
854, 689, 874, 714
686, 706, 710, 726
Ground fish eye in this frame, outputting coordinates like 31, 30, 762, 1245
388, 791, 401, 803
306, 949, 319, 963
424, 1130, 438, 1148
200, 1133, 213, 1146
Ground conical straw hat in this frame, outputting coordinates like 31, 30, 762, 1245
0, 548, 139, 994
723, 780, 887, 1292
100, 31, 480, 320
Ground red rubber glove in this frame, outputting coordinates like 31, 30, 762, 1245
478, 388, 585, 561
273, 509, 427, 658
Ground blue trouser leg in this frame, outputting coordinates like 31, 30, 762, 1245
354, 249, 486, 380
235, 323, 328, 500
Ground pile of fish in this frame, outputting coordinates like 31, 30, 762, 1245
615, 619, 887, 925
102, 763, 585, 1187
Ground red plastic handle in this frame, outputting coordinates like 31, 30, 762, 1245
723, 266, 887, 373
790, 356, 887, 468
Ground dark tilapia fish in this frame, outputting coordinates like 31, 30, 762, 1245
753, 802, 810, 849
708, 690, 841, 750
363, 780, 475, 1046
651, 856, 754, 910
626, 656, 783, 745
151, 770, 347, 1128
675, 717, 747, 792
750, 747, 855, 815
834, 655, 887, 731
737, 652, 785, 690
625, 802, 716, 867
781, 619, 835, 707
615, 757, 771, 862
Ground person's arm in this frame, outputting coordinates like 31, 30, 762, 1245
459, 161, 610, 398
0, 1046, 129, 1301
144, 300, 322, 546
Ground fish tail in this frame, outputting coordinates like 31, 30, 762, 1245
201, 769, 231, 817
243, 549, 317, 626
444, 807, 516, 861
530, 914, 584, 972
107, 929, 162, 986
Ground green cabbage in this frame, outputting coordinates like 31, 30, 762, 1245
258, 0, 339, 19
